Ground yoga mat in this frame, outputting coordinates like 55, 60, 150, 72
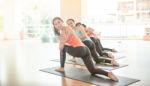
50, 58, 128, 70
40, 66, 140, 86
67, 53, 125, 60
113, 53, 126, 59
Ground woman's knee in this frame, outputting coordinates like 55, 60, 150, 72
87, 67, 97, 74
85, 47, 91, 56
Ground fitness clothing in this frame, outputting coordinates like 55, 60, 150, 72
60, 45, 108, 76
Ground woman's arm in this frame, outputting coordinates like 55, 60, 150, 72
78, 26, 88, 40
59, 27, 71, 51
56, 27, 71, 72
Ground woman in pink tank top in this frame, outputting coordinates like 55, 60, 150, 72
52, 17, 118, 81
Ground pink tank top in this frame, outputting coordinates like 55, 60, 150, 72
67, 34, 85, 47
89, 33, 96, 37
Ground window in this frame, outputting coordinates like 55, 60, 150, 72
0, 0, 4, 32
14, 0, 60, 41
86, 0, 148, 39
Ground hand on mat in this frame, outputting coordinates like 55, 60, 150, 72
108, 72, 118, 82
111, 60, 119, 66
55, 67, 64, 72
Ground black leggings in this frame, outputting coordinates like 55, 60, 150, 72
60, 45, 108, 76
90, 37, 109, 57
82, 40, 111, 63
96, 39, 113, 51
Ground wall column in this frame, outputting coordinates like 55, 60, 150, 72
60, 0, 81, 22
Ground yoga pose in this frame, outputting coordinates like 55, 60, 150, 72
66, 19, 77, 62
52, 17, 118, 81
80, 26, 116, 58
66, 19, 118, 65
86, 27, 117, 52
66, 19, 115, 59
74, 22, 118, 65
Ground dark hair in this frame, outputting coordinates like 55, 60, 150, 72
82, 24, 86, 28
52, 17, 63, 36
52, 17, 63, 25
53, 27, 60, 36
66, 18, 75, 23
75, 22, 82, 27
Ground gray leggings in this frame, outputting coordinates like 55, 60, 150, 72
60, 45, 108, 76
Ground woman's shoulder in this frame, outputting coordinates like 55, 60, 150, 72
65, 26, 72, 30
65, 26, 74, 32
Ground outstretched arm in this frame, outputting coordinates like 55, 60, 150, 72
56, 27, 71, 72
59, 27, 71, 51
78, 25, 89, 40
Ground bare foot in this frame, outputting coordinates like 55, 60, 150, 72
55, 67, 64, 72
112, 49, 117, 52
108, 72, 118, 81
111, 60, 119, 66
108, 53, 115, 59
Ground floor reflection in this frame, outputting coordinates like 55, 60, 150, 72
0, 40, 150, 86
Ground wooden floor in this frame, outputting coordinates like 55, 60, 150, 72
0, 39, 150, 86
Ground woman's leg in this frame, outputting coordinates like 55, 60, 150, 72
66, 46, 118, 81
81, 47, 108, 75
90, 37, 106, 56
97, 39, 113, 51
67, 46, 108, 75
91, 37, 114, 58
83, 40, 111, 64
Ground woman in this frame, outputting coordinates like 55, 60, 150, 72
83, 26, 117, 58
86, 27, 117, 52
66, 18, 76, 62
66, 19, 116, 58
67, 19, 118, 65
75, 22, 119, 65
66, 18, 76, 28
52, 17, 118, 81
